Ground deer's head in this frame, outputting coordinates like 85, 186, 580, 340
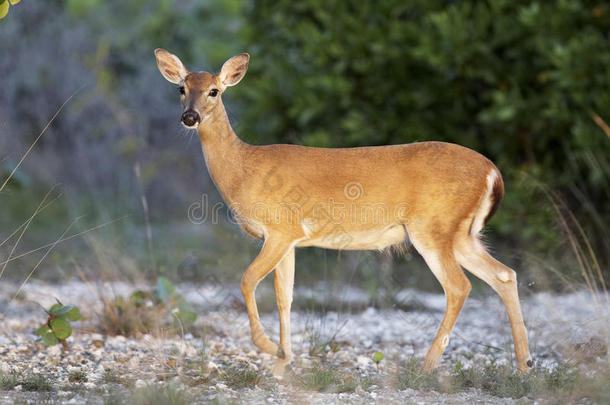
154, 49, 249, 129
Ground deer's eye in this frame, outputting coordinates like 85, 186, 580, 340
179, 86, 185, 95
208, 89, 219, 97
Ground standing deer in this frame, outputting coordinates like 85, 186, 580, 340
154, 49, 533, 376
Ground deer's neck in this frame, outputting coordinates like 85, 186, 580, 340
197, 102, 250, 206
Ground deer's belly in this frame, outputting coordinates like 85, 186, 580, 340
296, 223, 408, 250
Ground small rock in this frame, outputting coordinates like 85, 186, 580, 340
357, 355, 372, 368
91, 339, 104, 349
47, 345, 62, 356
574, 336, 608, 361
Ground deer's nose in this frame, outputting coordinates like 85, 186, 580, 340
181, 110, 200, 127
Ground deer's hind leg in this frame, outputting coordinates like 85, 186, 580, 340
410, 235, 472, 372
454, 235, 532, 374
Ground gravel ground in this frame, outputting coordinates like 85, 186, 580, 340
0, 280, 608, 404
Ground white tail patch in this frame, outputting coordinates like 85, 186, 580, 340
470, 169, 499, 236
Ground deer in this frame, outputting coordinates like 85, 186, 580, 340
154, 49, 533, 376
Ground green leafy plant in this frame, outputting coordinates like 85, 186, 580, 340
0, 0, 21, 20
36, 300, 83, 348
373, 351, 384, 370
153, 277, 197, 326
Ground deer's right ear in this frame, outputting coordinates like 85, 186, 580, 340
154, 48, 188, 84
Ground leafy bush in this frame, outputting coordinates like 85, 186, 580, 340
239, 0, 610, 274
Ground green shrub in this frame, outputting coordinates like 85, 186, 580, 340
239, 0, 610, 274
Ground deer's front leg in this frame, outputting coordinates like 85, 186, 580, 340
241, 235, 293, 357
272, 247, 295, 376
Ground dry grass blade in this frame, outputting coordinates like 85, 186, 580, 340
0, 187, 61, 281
549, 192, 607, 297
8, 217, 81, 307
0, 216, 126, 268
0, 86, 83, 193
590, 111, 610, 139
0, 190, 61, 250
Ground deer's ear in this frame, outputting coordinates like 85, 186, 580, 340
218, 53, 250, 88
154, 48, 188, 84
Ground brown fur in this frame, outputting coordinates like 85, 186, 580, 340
154, 49, 532, 376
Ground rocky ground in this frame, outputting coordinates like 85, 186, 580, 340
0, 280, 608, 404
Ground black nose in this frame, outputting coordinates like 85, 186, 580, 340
181, 110, 200, 127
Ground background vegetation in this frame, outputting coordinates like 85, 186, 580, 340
0, 0, 608, 293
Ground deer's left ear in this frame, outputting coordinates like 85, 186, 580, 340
218, 53, 250, 89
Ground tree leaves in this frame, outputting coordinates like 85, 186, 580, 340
241, 0, 610, 261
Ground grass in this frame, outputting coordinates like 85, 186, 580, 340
102, 381, 192, 405
68, 370, 87, 383
98, 290, 161, 337
130, 382, 191, 405
0, 372, 18, 390
298, 364, 374, 393
102, 370, 128, 385
0, 373, 55, 392
221, 364, 266, 390
396, 358, 609, 402
304, 312, 346, 358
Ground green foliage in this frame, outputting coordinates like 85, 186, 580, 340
60, 0, 244, 80
153, 276, 198, 326
36, 300, 83, 347
373, 351, 384, 364
240, 0, 610, 269
0, 0, 21, 20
